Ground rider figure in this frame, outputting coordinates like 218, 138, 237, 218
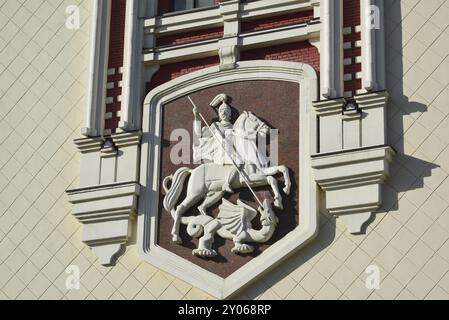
193, 94, 239, 193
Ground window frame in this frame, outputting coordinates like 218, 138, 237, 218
170, 0, 217, 14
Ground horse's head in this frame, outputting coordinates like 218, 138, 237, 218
240, 111, 271, 137
259, 199, 279, 227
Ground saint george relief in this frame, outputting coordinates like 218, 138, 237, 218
158, 81, 301, 276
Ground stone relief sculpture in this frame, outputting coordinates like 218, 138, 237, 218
185, 199, 278, 258
162, 94, 291, 258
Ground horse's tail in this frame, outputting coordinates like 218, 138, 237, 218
162, 167, 192, 218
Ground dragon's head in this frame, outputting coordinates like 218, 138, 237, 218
259, 199, 279, 227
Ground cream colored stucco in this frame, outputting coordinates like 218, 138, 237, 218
1, 0, 449, 300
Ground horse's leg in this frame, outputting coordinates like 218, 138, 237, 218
198, 191, 225, 216
262, 166, 292, 195
278, 165, 291, 195
248, 174, 283, 209
266, 176, 283, 209
172, 194, 203, 244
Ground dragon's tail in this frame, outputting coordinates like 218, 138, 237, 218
162, 167, 191, 219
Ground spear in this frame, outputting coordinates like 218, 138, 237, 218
187, 96, 265, 209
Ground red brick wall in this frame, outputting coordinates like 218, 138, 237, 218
344, 0, 361, 27
146, 40, 320, 96
240, 41, 320, 72
147, 56, 220, 92
105, 0, 126, 133
241, 10, 315, 33
343, 0, 362, 97
157, 27, 224, 46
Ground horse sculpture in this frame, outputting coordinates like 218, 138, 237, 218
162, 111, 291, 246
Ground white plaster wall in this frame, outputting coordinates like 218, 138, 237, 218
1, 0, 449, 300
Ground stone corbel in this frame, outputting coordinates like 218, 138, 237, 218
67, 182, 140, 265
218, 41, 239, 71
313, 91, 393, 234
68, 132, 142, 264
312, 146, 395, 234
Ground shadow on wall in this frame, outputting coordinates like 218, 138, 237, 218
379, 0, 439, 215
237, 0, 440, 299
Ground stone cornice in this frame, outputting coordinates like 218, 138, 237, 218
112, 131, 142, 148
74, 137, 104, 153
312, 98, 345, 115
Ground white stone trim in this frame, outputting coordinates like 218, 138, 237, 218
360, 0, 386, 92
320, 0, 344, 99
138, 60, 319, 299
143, 22, 320, 64
343, 58, 352, 65
344, 73, 353, 81
312, 146, 395, 233
119, 0, 145, 132
82, 0, 111, 137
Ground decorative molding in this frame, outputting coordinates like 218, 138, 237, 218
313, 98, 345, 116
144, 21, 320, 65
112, 131, 142, 147
218, 44, 239, 70
74, 137, 104, 154
146, 0, 314, 36
138, 60, 319, 299
67, 182, 140, 265
312, 146, 395, 234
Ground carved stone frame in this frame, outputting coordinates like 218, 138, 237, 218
137, 60, 319, 299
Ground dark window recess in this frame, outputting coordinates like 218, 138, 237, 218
173, 0, 215, 12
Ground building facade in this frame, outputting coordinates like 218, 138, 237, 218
1, 0, 449, 300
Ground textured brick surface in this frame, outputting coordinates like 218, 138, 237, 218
104, 0, 126, 133
156, 27, 223, 47
241, 10, 315, 33
343, 0, 362, 96
147, 56, 220, 92
1, 0, 449, 300
241, 41, 320, 72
